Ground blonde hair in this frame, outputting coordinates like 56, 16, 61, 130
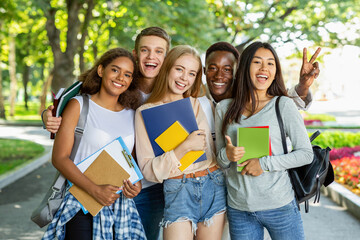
147, 45, 203, 103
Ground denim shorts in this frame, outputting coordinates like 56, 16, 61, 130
227, 199, 304, 240
161, 169, 226, 233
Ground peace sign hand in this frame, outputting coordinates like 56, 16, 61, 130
299, 47, 321, 88
296, 47, 321, 99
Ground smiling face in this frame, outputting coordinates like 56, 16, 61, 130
134, 35, 168, 80
250, 47, 276, 95
98, 56, 134, 97
205, 51, 237, 102
167, 54, 200, 99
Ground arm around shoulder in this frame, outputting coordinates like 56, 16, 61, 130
288, 85, 313, 111
43, 104, 63, 134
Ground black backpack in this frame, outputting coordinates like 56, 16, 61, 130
275, 96, 334, 213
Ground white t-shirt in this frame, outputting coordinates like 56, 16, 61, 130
72, 95, 135, 164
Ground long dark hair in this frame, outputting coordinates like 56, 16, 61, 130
79, 48, 141, 110
221, 42, 288, 135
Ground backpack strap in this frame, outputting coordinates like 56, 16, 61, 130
275, 96, 302, 210
70, 94, 89, 160
275, 96, 287, 154
52, 94, 89, 191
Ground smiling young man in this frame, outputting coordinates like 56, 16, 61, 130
131, 27, 170, 240
42, 27, 171, 240
204, 41, 320, 109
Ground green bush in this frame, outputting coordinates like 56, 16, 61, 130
310, 131, 360, 149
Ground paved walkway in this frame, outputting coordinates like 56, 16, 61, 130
1, 97, 360, 239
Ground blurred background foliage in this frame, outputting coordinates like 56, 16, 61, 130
0, 0, 359, 120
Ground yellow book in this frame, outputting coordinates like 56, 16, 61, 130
155, 121, 204, 171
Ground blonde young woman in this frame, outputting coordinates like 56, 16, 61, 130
135, 45, 226, 240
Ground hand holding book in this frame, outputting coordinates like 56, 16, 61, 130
155, 121, 205, 171
238, 158, 264, 176
50, 81, 83, 139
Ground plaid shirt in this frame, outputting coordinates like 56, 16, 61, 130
42, 191, 146, 240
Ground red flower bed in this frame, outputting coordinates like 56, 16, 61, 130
331, 156, 360, 195
330, 146, 360, 161
304, 119, 323, 126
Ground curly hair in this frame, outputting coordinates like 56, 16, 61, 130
79, 48, 141, 110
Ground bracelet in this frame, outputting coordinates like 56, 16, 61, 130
41, 109, 47, 129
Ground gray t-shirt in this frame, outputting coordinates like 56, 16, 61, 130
215, 96, 313, 212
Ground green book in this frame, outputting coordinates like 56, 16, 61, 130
55, 81, 83, 117
237, 126, 271, 172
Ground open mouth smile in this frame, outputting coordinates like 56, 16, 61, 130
175, 81, 186, 88
144, 62, 158, 69
112, 81, 125, 88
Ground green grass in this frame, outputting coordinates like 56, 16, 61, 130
2, 101, 45, 124
0, 138, 45, 175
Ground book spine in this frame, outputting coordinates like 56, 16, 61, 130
50, 98, 59, 139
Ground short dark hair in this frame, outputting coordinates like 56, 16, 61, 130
134, 27, 171, 53
80, 48, 141, 110
205, 41, 240, 63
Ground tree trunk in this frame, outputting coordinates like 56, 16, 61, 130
52, 56, 76, 92
42, 0, 84, 93
79, 0, 94, 73
0, 53, 5, 119
9, 35, 17, 117
234, 37, 256, 55
39, 68, 53, 114
92, 43, 98, 61
22, 64, 30, 110
0, 22, 6, 119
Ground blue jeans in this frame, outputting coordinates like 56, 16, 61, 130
134, 183, 164, 240
227, 199, 305, 240
162, 169, 226, 233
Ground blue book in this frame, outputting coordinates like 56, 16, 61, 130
141, 97, 206, 164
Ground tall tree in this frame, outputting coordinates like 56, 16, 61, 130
36, 0, 94, 92
0, 0, 17, 119
208, 0, 360, 53
0, 22, 5, 119
13, 1, 52, 111
8, 34, 17, 117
